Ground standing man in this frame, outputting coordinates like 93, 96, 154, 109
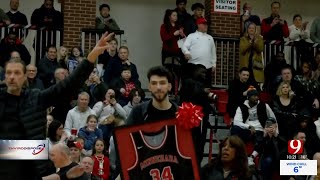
31, 0, 63, 28
175, 0, 191, 31
184, 3, 205, 36
0, 32, 114, 180
182, 17, 216, 87
6, 0, 28, 26
95, 4, 120, 31
310, 17, 320, 44
240, 2, 261, 35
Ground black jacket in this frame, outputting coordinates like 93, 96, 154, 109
0, 59, 94, 179
31, 5, 63, 28
6, 11, 28, 25
103, 59, 139, 84
37, 57, 60, 88
0, 38, 31, 67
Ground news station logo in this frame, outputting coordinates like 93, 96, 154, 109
0, 140, 48, 160
288, 140, 304, 155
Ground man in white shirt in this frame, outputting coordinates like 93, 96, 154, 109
64, 92, 95, 137
182, 17, 216, 87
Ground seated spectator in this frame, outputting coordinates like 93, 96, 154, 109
92, 139, 110, 180
201, 136, 253, 179
175, 0, 191, 31
96, 4, 120, 31
261, 1, 289, 42
26, 64, 44, 90
67, 47, 84, 74
6, 0, 28, 26
295, 62, 320, 98
31, 0, 63, 28
240, 22, 264, 83
64, 92, 95, 137
110, 65, 141, 106
57, 46, 68, 69
93, 89, 126, 143
310, 16, 320, 44
78, 115, 103, 151
54, 68, 66, 84
98, 38, 119, 72
82, 68, 108, 107
10, 51, 21, 59
67, 140, 83, 164
273, 82, 299, 139
0, 8, 10, 25
289, 14, 310, 42
258, 117, 287, 179
160, 9, 185, 66
263, 52, 288, 92
75, 137, 92, 157
227, 67, 259, 119
312, 52, 320, 80
0, 30, 31, 68
231, 87, 277, 166
46, 114, 54, 134
47, 120, 68, 149
103, 46, 139, 84
80, 157, 99, 180
37, 45, 59, 88
184, 3, 204, 36
123, 88, 145, 117
240, 2, 261, 35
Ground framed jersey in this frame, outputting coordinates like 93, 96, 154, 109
114, 119, 200, 180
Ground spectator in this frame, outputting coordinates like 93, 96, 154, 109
46, 114, 53, 134
201, 136, 252, 179
103, 46, 139, 84
227, 67, 259, 119
240, 2, 261, 35
273, 82, 299, 140
289, 14, 310, 42
47, 120, 67, 148
231, 87, 277, 166
123, 88, 145, 117
57, 46, 68, 69
6, 0, 28, 26
91, 139, 110, 180
64, 92, 96, 137
240, 22, 264, 83
0, 30, 31, 68
48, 143, 87, 179
80, 157, 99, 180
54, 67, 66, 84
98, 38, 119, 71
261, 1, 289, 42
96, 4, 120, 31
110, 65, 141, 106
313, 52, 320, 80
31, 0, 63, 28
310, 17, 320, 44
184, 3, 204, 36
160, 9, 185, 66
10, 50, 21, 59
175, 0, 191, 31
78, 115, 103, 151
259, 117, 287, 180
67, 47, 84, 74
295, 62, 320, 98
182, 17, 216, 87
0, 8, 10, 25
26, 64, 44, 90
93, 88, 126, 143
37, 45, 59, 88
82, 68, 108, 107
67, 140, 83, 164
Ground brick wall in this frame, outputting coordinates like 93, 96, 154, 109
205, 0, 241, 87
62, 0, 96, 49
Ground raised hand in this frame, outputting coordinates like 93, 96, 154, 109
87, 32, 115, 63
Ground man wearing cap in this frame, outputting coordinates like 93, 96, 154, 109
231, 86, 277, 166
184, 3, 205, 36
182, 17, 216, 87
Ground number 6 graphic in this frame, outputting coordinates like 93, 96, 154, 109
294, 167, 299, 173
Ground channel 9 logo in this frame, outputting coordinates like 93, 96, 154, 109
288, 140, 304, 155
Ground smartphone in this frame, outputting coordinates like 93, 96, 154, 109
265, 121, 273, 128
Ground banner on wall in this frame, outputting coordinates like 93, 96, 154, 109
213, 0, 238, 14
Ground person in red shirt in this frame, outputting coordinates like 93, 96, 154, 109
92, 139, 110, 180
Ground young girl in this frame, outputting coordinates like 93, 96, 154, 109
78, 115, 103, 151
67, 47, 84, 73
67, 140, 83, 164
92, 139, 110, 180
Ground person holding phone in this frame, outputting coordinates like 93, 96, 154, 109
240, 2, 261, 35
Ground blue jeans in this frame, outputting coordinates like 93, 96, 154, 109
261, 156, 273, 179
99, 124, 113, 146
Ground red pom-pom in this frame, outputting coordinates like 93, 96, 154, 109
176, 102, 204, 129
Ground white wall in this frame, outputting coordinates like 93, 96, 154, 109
96, 0, 204, 88
0, 0, 61, 25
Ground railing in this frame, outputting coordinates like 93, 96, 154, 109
0, 24, 63, 65
211, 36, 319, 88
81, 28, 124, 56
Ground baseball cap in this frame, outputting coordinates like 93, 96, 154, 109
67, 141, 83, 150
196, 17, 207, 25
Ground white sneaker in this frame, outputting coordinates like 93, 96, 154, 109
248, 156, 255, 166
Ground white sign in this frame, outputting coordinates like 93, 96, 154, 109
0, 140, 49, 160
280, 160, 317, 176
214, 0, 238, 14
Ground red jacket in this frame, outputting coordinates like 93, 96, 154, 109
261, 16, 289, 41
92, 155, 110, 180
160, 23, 182, 55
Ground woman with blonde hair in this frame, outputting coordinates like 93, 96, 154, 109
57, 46, 69, 69
240, 22, 264, 83
273, 81, 299, 139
